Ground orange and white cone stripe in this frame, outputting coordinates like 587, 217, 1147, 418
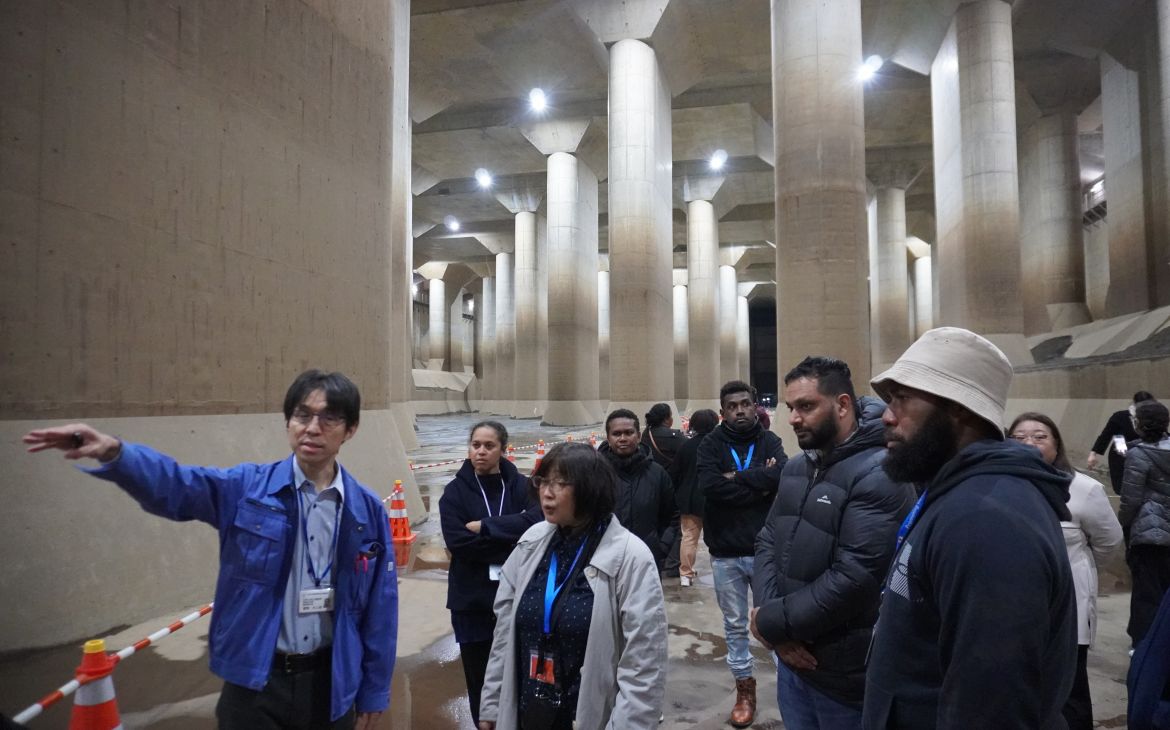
69, 640, 122, 730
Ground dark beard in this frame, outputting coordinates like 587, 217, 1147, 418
796, 415, 838, 451
882, 406, 959, 483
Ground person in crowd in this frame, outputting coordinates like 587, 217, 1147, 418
697, 380, 787, 728
751, 357, 915, 729
756, 404, 772, 430
1089, 390, 1154, 494
1127, 584, 1170, 730
23, 370, 397, 730
863, 328, 1076, 730
668, 408, 718, 587
640, 403, 686, 576
440, 420, 541, 726
477, 442, 667, 730
1120, 400, 1170, 648
1009, 412, 1123, 730
597, 408, 678, 572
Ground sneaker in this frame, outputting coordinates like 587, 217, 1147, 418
680, 575, 693, 587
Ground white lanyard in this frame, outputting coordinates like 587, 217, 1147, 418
473, 473, 505, 517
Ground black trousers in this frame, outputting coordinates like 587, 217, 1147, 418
216, 661, 355, 730
1129, 545, 1170, 645
1061, 644, 1092, 730
459, 640, 493, 726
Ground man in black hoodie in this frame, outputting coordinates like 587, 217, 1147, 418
698, 380, 787, 728
863, 327, 1077, 730
751, 357, 915, 730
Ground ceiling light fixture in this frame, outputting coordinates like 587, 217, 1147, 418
444, 215, 460, 232
859, 55, 884, 81
475, 168, 493, 189
709, 149, 728, 171
529, 88, 547, 113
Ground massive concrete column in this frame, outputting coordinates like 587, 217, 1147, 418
1019, 113, 1091, 334
1155, 0, 1170, 306
480, 276, 496, 408
737, 295, 751, 383
914, 256, 934, 338
427, 278, 447, 370
874, 187, 912, 372
673, 279, 689, 407
388, 0, 416, 449
536, 214, 549, 411
685, 185, 724, 412
544, 152, 603, 425
773, 0, 871, 383
598, 266, 610, 404
608, 38, 675, 414
494, 252, 515, 414
448, 289, 466, 373
719, 264, 740, 383
512, 211, 543, 417
930, 0, 1029, 362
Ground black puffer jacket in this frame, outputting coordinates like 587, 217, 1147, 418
1120, 439, 1170, 546
669, 432, 707, 517
598, 442, 679, 563
698, 420, 787, 558
862, 440, 1076, 730
753, 397, 916, 706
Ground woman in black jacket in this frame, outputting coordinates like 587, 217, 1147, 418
670, 409, 718, 586
641, 402, 686, 470
1120, 401, 1170, 646
440, 420, 540, 726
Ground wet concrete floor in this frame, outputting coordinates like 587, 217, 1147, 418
0, 413, 1135, 728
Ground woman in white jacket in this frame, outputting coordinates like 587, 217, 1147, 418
478, 441, 667, 730
1010, 412, 1123, 730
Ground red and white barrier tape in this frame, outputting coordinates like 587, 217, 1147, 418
13, 603, 214, 725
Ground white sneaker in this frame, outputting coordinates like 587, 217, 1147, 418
680, 575, 693, 587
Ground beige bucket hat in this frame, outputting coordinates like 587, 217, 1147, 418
870, 326, 1012, 439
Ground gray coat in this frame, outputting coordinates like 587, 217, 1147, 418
1121, 439, 1170, 547
478, 517, 667, 730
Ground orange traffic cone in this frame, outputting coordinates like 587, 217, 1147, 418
507, 445, 515, 462
393, 538, 413, 570
532, 440, 545, 475
589, 432, 597, 449
69, 640, 122, 730
388, 480, 417, 544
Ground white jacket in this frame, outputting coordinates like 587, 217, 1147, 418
478, 517, 667, 730
1062, 471, 1123, 645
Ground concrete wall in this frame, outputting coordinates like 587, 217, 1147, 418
0, 0, 414, 649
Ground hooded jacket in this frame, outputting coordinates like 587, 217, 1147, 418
439, 457, 540, 617
753, 397, 916, 706
862, 440, 1076, 730
1119, 437, 1170, 546
598, 442, 679, 564
697, 420, 787, 558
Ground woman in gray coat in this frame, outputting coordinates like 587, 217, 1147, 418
477, 442, 667, 730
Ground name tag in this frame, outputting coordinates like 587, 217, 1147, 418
489, 564, 502, 582
299, 588, 335, 614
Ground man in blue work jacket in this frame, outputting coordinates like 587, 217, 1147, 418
24, 370, 398, 730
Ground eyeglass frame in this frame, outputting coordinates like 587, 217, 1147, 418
531, 475, 574, 493
1009, 431, 1051, 444
290, 407, 348, 430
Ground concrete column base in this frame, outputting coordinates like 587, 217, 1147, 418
425, 359, 445, 371
542, 401, 606, 427
1047, 302, 1093, 331
983, 333, 1035, 367
607, 401, 682, 426
511, 400, 547, 419
681, 398, 721, 415
389, 401, 418, 450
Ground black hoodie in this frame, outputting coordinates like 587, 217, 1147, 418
598, 441, 679, 564
862, 439, 1076, 730
697, 419, 788, 558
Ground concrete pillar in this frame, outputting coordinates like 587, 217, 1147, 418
598, 268, 610, 403
673, 282, 689, 408
388, 0, 416, 449
480, 276, 496, 407
737, 295, 751, 383
544, 152, 603, 426
494, 252, 515, 413
914, 256, 934, 338
931, 0, 1029, 362
536, 213, 549, 410
512, 211, 542, 417
448, 290, 466, 373
608, 38, 675, 414
874, 187, 912, 372
686, 198, 722, 411
1019, 113, 1091, 334
1101, 52, 1151, 315
719, 264, 740, 383
773, 0, 872, 383
1155, 0, 1170, 306
427, 278, 447, 370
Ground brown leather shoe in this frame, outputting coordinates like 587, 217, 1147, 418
729, 676, 756, 727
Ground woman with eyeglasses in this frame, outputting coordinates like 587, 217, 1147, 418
440, 420, 541, 727
477, 442, 667, 730
1009, 412, 1122, 730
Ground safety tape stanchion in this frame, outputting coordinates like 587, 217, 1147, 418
13, 603, 214, 725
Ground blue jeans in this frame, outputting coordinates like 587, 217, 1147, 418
775, 661, 862, 730
711, 556, 755, 679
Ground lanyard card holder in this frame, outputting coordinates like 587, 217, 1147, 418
524, 637, 563, 730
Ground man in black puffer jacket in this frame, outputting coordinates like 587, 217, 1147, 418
698, 380, 788, 728
599, 408, 679, 569
750, 357, 915, 729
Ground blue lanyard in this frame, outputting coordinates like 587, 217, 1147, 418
894, 489, 928, 553
298, 487, 343, 588
730, 444, 755, 472
543, 538, 589, 635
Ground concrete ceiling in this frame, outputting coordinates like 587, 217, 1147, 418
409, 0, 1141, 279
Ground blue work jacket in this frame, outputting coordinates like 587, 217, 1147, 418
86, 443, 399, 720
